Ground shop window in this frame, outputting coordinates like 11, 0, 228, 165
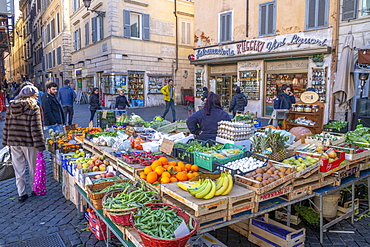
181, 21, 191, 45
342, 0, 357, 20
51, 18, 55, 39
74, 28, 81, 51
85, 22, 89, 46
306, 0, 328, 30
362, 0, 370, 16
259, 1, 275, 36
92, 16, 103, 43
123, 10, 150, 40
219, 11, 232, 42
57, 47, 61, 65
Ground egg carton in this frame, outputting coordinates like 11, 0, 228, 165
214, 151, 268, 176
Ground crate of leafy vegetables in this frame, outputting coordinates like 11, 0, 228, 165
323, 120, 348, 133
174, 139, 223, 164
294, 205, 327, 232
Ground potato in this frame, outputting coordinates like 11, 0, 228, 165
251, 171, 256, 176
246, 180, 253, 186
273, 175, 280, 180
268, 177, 276, 183
266, 163, 272, 169
279, 167, 287, 173
274, 170, 279, 175
270, 167, 276, 172
254, 183, 262, 188
262, 180, 269, 186
256, 176, 263, 182
266, 169, 273, 174
263, 167, 269, 172
256, 168, 264, 174
278, 172, 285, 178
263, 173, 270, 180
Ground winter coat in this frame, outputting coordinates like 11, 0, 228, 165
58, 85, 76, 106
41, 93, 65, 126
201, 91, 209, 102
2, 98, 45, 151
186, 106, 231, 141
229, 93, 248, 114
160, 84, 175, 101
89, 93, 101, 111
273, 92, 296, 109
115, 95, 130, 109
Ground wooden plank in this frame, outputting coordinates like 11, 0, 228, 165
293, 173, 322, 187
275, 211, 301, 225
228, 219, 250, 237
227, 185, 255, 220
309, 176, 338, 192
282, 185, 311, 201
124, 227, 145, 247
254, 186, 293, 203
160, 182, 228, 216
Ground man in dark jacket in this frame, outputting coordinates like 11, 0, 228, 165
229, 86, 248, 118
58, 80, 76, 126
115, 90, 130, 116
41, 81, 65, 132
273, 84, 296, 110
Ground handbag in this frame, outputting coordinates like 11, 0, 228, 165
0, 161, 15, 181
33, 151, 47, 196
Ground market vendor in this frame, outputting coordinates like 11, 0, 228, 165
186, 92, 231, 141
273, 84, 296, 110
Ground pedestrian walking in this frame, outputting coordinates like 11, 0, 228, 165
58, 80, 76, 126
160, 79, 176, 122
89, 87, 101, 122
41, 81, 65, 132
115, 90, 130, 116
273, 84, 296, 110
2, 85, 45, 202
5, 84, 15, 104
229, 86, 248, 118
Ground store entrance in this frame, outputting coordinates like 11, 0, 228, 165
211, 75, 237, 108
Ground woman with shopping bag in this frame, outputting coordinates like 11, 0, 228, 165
2, 85, 45, 202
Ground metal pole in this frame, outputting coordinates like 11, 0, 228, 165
320, 194, 323, 243
368, 177, 370, 213
351, 182, 355, 224
287, 204, 291, 227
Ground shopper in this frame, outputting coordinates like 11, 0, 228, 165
160, 79, 176, 122
58, 80, 76, 126
2, 85, 45, 202
201, 87, 209, 102
115, 90, 130, 116
274, 84, 296, 110
41, 81, 65, 132
229, 86, 248, 118
89, 87, 101, 122
187, 92, 231, 141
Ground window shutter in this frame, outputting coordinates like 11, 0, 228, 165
99, 17, 103, 40
181, 22, 185, 44
317, 0, 327, 27
186, 22, 191, 44
259, 5, 267, 36
92, 17, 97, 43
226, 12, 231, 41
85, 22, 89, 45
57, 47, 61, 65
79, 28, 81, 49
343, 0, 357, 20
57, 13, 60, 34
74, 30, 78, 50
267, 3, 275, 34
42, 56, 45, 70
142, 13, 150, 40
306, 0, 316, 29
51, 19, 55, 38
220, 13, 225, 41
123, 10, 131, 38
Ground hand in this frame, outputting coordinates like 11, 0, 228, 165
53, 123, 58, 126
115, 108, 118, 110
199, 131, 203, 135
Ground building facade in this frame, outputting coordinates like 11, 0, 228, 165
69, 0, 195, 107
191, 0, 339, 123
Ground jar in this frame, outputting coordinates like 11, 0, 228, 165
297, 104, 304, 112
312, 105, 319, 112
291, 104, 297, 111
304, 105, 312, 113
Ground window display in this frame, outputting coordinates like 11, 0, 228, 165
239, 71, 260, 100
195, 70, 203, 97
101, 74, 127, 95
212, 76, 237, 107
86, 76, 94, 94
128, 71, 145, 106
148, 75, 171, 94
312, 67, 327, 102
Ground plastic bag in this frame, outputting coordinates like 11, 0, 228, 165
33, 151, 47, 196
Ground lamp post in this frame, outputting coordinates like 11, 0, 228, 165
359, 73, 369, 99
83, 0, 105, 17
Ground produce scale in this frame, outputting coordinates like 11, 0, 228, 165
48, 112, 370, 247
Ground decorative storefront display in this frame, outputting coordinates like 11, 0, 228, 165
147, 75, 171, 94
101, 74, 127, 95
128, 71, 145, 107
311, 67, 327, 102
195, 70, 204, 97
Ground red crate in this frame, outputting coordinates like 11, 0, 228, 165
89, 211, 107, 240
185, 95, 195, 102
320, 150, 346, 172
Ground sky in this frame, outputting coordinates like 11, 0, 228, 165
14, 0, 20, 20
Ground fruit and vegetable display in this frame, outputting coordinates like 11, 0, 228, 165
146, 116, 171, 129
177, 172, 233, 199
345, 126, 370, 146
221, 156, 266, 174
238, 163, 294, 188
91, 175, 120, 184
133, 205, 194, 239
139, 157, 199, 184
64, 149, 85, 159
93, 181, 134, 193
329, 143, 368, 154
103, 185, 158, 209
121, 152, 163, 165
129, 137, 145, 150
281, 156, 319, 171
129, 113, 145, 123
217, 121, 254, 141
324, 120, 347, 131
305, 132, 342, 142
75, 155, 110, 173
233, 113, 255, 122
174, 141, 223, 153
252, 129, 289, 161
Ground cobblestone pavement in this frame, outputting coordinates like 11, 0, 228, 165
1, 104, 370, 246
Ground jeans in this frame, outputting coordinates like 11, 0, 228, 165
162, 99, 176, 121
117, 109, 126, 117
62, 105, 74, 125
90, 110, 96, 122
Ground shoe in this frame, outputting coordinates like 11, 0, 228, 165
18, 194, 29, 202
31, 191, 36, 196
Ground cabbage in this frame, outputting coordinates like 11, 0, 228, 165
129, 113, 145, 123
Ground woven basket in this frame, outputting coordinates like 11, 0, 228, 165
86, 179, 133, 200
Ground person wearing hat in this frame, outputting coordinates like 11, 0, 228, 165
229, 86, 248, 118
2, 85, 45, 202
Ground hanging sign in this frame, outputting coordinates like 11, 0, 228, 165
300, 91, 319, 104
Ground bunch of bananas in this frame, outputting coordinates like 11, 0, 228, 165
177, 172, 233, 199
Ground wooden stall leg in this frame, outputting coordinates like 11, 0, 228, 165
352, 183, 355, 225
287, 204, 291, 227
368, 177, 370, 214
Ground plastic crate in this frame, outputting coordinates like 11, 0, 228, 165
175, 139, 218, 164
194, 143, 247, 171
323, 120, 348, 133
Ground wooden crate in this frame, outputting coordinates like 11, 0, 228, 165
124, 227, 145, 247
228, 219, 250, 238
337, 199, 360, 217
281, 185, 311, 201
160, 182, 228, 217
52, 154, 60, 182
248, 215, 305, 247
63, 123, 78, 134
227, 185, 255, 220
68, 172, 78, 206
62, 169, 70, 200
252, 186, 293, 213
161, 193, 227, 230
274, 210, 301, 225
309, 176, 338, 192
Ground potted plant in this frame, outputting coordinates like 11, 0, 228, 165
311, 54, 325, 67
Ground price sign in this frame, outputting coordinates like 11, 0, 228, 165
88, 121, 93, 129
160, 138, 175, 155
102, 110, 107, 119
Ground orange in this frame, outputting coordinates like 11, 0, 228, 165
161, 171, 171, 178
169, 177, 178, 183
151, 160, 162, 170
158, 157, 168, 166
167, 166, 176, 173
139, 172, 147, 180
177, 162, 185, 171
163, 165, 169, 170
154, 166, 165, 176
185, 164, 192, 172
187, 173, 195, 180
175, 166, 182, 172
176, 171, 188, 181
168, 161, 177, 166
191, 165, 199, 172
147, 172, 158, 184
160, 177, 170, 184
144, 166, 153, 175
192, 172, 199, 177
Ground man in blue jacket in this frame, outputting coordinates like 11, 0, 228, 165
58, 80, 76, 125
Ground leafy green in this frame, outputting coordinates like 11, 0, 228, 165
325, 120, 347, 131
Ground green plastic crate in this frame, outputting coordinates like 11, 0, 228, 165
193, 143, 247, 171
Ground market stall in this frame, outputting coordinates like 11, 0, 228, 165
48, 111, 370, 247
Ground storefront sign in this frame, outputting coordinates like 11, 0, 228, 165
193, 29, 332, 61
266, 60, 308, 71
210, 65, 237, 74
238, 61, 262, 71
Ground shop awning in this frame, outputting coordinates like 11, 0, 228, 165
190, 47, 331, 65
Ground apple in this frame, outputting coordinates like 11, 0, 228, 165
106, 172, 115, 177
92, 166, 99, 172
82, 163, 89, 168
87, 160, 94, 166
99, 164, 106, 171
103, 160, 110, 165
95, 174, 101, 179
82, 168, 89, 173
91, 156, 99, 162
100, 173, 106, 178
99, 156, 105, 161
